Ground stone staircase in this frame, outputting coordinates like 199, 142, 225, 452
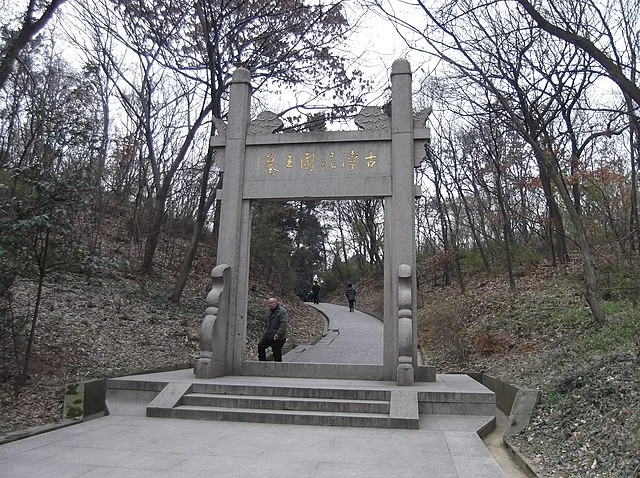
105, 372, 496, 431
144, 382, 419, 429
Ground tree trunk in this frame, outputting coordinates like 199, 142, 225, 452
545, 152, 604, 324
494, 168, 516, 292
626, 94, 640, 252
171, 217, 205, 303
142, 188, 168, 274
457, 181, 490, 270
171, 175, 219, 303
171, 116, 222, 303
0, 0, 67, 90
470, 167, 492, 261
537, 157, 569, 264
21, 228, 49, 384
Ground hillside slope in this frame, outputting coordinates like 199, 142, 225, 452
0, 271, 324, 435
332, 261, 639, 477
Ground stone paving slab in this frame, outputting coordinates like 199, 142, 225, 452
0, 412, 505, 477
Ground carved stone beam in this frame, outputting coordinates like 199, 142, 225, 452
249, 111, 284, 135
195, 264, 231, 378
397, 263, 414, 386
354, 106, 390, 130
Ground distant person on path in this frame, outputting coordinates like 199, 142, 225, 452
258, 298, 289, 362
311, 280, 320, 304
345, 283, 356, 312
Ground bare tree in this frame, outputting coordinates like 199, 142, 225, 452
0, 0, 67, 90
490, 0, 640, 255
368, 0, 629, 322
514, 0, 640, 106
90, 0, 363, 289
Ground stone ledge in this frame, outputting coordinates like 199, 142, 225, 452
469, 373, 541, 437
469, 372, 542, 477
0, 414, 101, 446
503, 439, 541, 477
242, 361, 384, 380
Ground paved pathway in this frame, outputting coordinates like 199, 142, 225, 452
0, 302, 507, 477
285, 303, 383, 364
0, 407, 505, 477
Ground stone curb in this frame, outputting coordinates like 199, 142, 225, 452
469, 372, 542, 477
0, 417, 82, 445
0, 363, 193, 446
304, 303, 330, 342
503, 438, 542, 478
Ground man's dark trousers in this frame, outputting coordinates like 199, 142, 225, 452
258, 336, 286, 361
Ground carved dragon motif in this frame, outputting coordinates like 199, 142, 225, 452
413, 106, 433, 129
213, 117, 227, 135
354, 106, 390, 130
249, 111, 283, 134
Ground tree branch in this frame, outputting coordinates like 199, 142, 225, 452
514, 0, 640, 106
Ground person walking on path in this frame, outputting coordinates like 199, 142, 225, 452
311, 280, 320, 304
258, 298, 289, 362
345, 283, 356, 312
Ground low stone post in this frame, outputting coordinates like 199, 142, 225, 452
195, 264, 230, 378
397, 264, 414, 385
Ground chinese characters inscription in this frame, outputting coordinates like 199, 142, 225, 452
260, 149, 379, 175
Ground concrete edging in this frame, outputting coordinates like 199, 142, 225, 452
305, 303, 331, 340
503, 439, 542, 478
0, 363, 193, 446
468, 372, 542, 477
0, 416, 83, 445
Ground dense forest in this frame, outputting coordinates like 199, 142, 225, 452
1, 1, 640, 475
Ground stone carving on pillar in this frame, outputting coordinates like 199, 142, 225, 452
195, 264, 231, 378
213, 117, 227, 135
413, 106, 433, 129
397, 263, 415, 386
413, 106, 433, 168
249, 111, 283, 134
354, 106, 390, 130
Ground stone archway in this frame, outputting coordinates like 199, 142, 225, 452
195, 59, 433, 384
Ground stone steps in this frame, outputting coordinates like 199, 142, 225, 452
138, 381, 419, 429
181, 393, 390, 414
105, 373, 496, 431
161, 404, 393, 428
190, 382, 390, 400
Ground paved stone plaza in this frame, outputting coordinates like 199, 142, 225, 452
0, 303, 506, 477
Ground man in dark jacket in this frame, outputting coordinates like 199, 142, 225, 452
345, 283, 356, 312
258, 297, 289, 362
311, 280, 320, 304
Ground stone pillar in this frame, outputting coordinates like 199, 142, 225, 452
383, 59, 418, 381
215, 68, 252, 375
